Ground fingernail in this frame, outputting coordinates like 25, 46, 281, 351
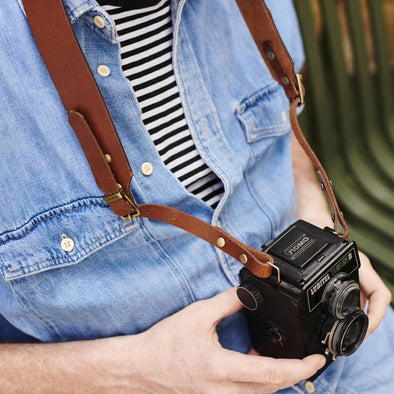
318, 357, 326, 369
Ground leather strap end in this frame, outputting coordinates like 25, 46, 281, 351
68, 111, 138, 218
289, 101, 349, 239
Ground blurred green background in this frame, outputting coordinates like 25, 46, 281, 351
293, 0, 394, 302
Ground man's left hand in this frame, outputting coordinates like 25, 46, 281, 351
358, 251, 392, 337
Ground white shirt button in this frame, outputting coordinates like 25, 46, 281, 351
61, 234, 74, 252
141, 162, 154, 176
97, 65, 111, 77
93, 15, 106, 29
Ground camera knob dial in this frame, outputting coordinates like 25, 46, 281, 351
237, 284, 264, 311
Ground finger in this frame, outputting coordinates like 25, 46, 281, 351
221, 350, 325, 385
248, 348, 260, 356
215, 381, 287, 394
358, 254, 391, 335
360, 292, 367, 311
197, 288, 244, 327
365, 291, 390, 336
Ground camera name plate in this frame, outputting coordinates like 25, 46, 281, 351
306, 248, 359, 313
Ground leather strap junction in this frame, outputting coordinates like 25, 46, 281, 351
22, 0, 348, 279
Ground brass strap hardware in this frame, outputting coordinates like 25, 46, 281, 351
296, 73, 305, 106
266, 260, 281, 284
104, 188, 140, 220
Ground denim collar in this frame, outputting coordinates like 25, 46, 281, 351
17, 0, 184, 24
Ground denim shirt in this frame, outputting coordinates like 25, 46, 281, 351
0, 0, 304, 349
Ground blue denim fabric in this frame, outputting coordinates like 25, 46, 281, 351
0, 0, 301, 343
1, 0, 392, 391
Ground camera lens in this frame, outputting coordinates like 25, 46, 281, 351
326, 310, 369, 357
323, 274, 361, 319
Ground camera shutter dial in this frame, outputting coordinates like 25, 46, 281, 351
237, 284, 264, 311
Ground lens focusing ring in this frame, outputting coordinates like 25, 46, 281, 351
323, 274, 361, 319
327, 310, 369, 357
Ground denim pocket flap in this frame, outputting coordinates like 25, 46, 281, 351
236, 82, 290, 143
0, 198, 139, 281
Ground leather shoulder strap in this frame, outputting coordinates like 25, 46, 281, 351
21, 0, 275, 278
235, 0, 348, 237
22, 0, 137, 218
21, 0, 348, 280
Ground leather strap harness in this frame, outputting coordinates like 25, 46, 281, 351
21, 0, 348, 279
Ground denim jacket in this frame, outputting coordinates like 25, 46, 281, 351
0, 0, 304, 350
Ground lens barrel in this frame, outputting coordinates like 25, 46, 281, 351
323, 274, 361, 319
325, 310, 369, 356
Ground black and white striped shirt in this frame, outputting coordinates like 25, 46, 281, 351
99, 0, 224, 209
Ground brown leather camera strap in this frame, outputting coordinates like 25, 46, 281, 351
235, 0, 348, 238
22, 0, 348, 279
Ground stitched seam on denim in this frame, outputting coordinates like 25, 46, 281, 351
0, 197, 105, 245
238, 82, 280, 110
175, 21, 240, 196
245, 126, 289, 144
313, 374, 336, 394
335, 389, 358, 394
290, 383, 305, 394
82, 10, 115, 43
236, 82, 289, 143
5, 219, 139, 276
214, 248, 239, 287
247, 123, 289, 134
139, 218, 196, 304
244, 173, 275, 238
215, 213, 248, 285
237, 107, 289, 143
65, 0, 96, 23
10, 280, 61, 340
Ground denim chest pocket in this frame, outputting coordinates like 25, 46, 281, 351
235, 82, 291, 145
0, 199, 139, 281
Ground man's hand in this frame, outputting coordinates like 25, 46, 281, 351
358, 251, 392, 337
136, 288, 326, 393
0, 288, 325, 393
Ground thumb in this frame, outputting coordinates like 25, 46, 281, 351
200, 287, 244, 327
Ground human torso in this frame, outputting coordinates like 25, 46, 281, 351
0, 0, 303, 349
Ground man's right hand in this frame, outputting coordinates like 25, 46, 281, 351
0, 288, 325, 393
128, 287, 326, 393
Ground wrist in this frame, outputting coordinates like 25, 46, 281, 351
88, 334, 149, 392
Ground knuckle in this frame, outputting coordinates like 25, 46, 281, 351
201, 356, 226, 382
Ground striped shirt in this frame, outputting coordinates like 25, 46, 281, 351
99, 0, 224, 209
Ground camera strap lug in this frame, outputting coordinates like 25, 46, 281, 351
266, 261, 281, 284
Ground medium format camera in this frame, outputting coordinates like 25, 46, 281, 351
237, 220, 368, 375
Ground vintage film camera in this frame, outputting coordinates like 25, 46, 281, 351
237, 220, 368, 375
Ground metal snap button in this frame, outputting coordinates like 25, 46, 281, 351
97, 65, 111, 77
304, 380, 315, 393
239, 253, 248, 264
61, 234, 74, 252
93, 15, 106, 29
141, 162, 154, 176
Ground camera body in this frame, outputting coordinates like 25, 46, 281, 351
238, 220, 368, 375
